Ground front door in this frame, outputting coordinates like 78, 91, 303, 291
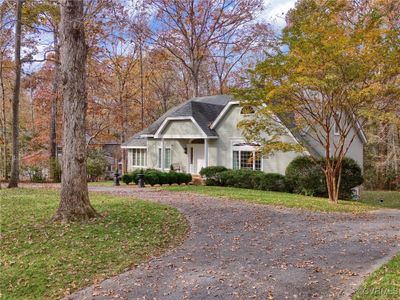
189, 144, 204, 174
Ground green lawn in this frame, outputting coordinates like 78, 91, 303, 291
353, 253, 400, 300
87, 180, 114, 187
0, 188, 188, 299
359, 191, 400, 209
162, 185, 399, 213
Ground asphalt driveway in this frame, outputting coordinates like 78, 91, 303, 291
67, 186, 399, 300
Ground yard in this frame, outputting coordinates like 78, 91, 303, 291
354, 253, 400, 300
162, 185, 400, 212
0, 188, 188, 299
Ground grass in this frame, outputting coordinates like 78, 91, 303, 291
161, 185, 393, 213
359, 191, 400, 209
353, 253, 400, 300
87, 180, 114, 187
0, 188, 188, 300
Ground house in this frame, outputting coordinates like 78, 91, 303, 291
121, 95, 366, 175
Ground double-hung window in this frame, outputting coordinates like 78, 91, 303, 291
132, 148, 147, 167
232, 142, 262, 171
158, 148, 171, 169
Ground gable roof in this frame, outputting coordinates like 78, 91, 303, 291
122, 95, 231, 147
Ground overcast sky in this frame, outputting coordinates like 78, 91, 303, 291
262, 0, 297, 30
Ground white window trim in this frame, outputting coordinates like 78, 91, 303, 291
131, 148, 147, 167
154, 116, 208, 139
231, 141, 263, 171
158, 147, 172, 170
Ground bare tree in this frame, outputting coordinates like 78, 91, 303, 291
8, 0, 22, 188
148, 0, 263, 97
53, 0, 97, 221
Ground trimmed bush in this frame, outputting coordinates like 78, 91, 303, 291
144, 169, 160, 186
338, 157, 364, 199
125, 169, 193, 186
158, 172, 169, 186
256, 173, 287, 192
200, 166, 228, 186
167, 171, 178, 185
184, 173, 192, 185
121, 174, 132, 185
285, 156, 326, 196
219, 169, 264, 189
285, 155, 364, 199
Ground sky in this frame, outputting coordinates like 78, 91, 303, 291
25, 0, 297, 73
262, 0, 297, 31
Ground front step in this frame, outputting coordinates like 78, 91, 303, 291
191, 174, 204, 185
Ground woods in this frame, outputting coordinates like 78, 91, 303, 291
0, 0, 399, 203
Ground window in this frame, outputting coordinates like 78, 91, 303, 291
158, 147, 172, 169
233, 150, 261, 170
131, 148, 147, 167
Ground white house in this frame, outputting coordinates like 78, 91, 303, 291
121, 95, 366, 174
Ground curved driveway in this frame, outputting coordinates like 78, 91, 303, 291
68, 186, 399, 300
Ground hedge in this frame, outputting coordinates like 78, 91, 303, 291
200, 166, 289, 192
199, 166, 228, 186
121, 169, 192, 186
286, 156, 363, 199
201, 158, 363, 199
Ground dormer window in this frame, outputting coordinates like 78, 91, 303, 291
240, 106, 255, 115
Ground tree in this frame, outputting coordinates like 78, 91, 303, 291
236, 0, 400, 202
0, 1, 14, 181
53, 0, 97, 221
8, 0, 23, 188
148, 0, 264, 97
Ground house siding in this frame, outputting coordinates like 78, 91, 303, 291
302, 125, 364, 171
213, 104, 302, 175
161, 119, 204, 138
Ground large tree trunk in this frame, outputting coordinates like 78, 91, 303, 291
49, 30, 60, 181
0, 55, 8, 181
8, 0, 22, 188
53, 0, 97, 221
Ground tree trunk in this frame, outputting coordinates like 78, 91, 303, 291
139, 42, 145, 130
53, 0, 97, 221
8, 0, 22, 188
49, 30, 60, 181
325, 166, 340, 203
0, 55, 8, 181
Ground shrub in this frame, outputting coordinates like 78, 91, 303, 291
176, 172, 187, 185
167, 171, 178, 185
218, 169, 263, 189
158, 172, 169, 186
131, 169, 144, 184
200, 166, 228, 186
29, 166, 45, 183
144, 169, 160, 186
183, 173, 192, 185
86, 149, 108, 181
49, 158, 61, 183
339, 157, 363, 199
285, 156, 326, 196
256, 173, 287, 192
286, 155, 364, 199
121, 174, 132, 185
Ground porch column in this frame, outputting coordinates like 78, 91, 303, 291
187, 141, 191, 173
204, 139, 209, 168
161, 138, 165, 170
